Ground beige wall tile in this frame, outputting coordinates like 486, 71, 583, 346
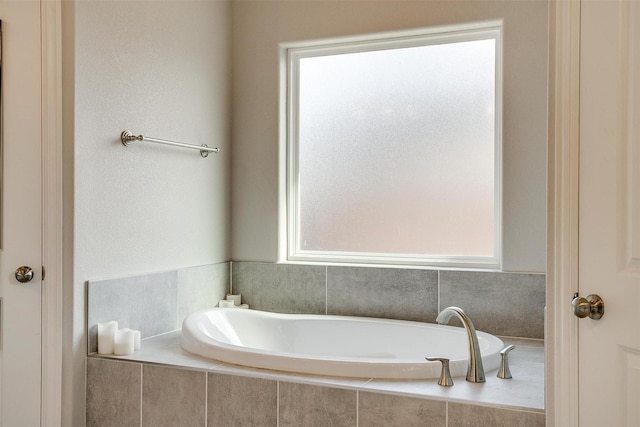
279, 382, 356, 427
439, 271, 545, 338
208, 373, 277, 426
327, 266, 438, 322
448, 402, 545, 427
142, 365, 206, 427
86, 358, 141, 427
232, 262, 326, 314
359, 391, 446, 427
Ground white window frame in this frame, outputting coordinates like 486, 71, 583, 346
279, 20, 503, 269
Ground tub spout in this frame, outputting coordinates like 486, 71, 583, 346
436, 306, 485, 383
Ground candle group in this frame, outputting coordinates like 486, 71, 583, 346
97, 321, 141, 356
218, 294, 249, 309
225, 294, 242, 305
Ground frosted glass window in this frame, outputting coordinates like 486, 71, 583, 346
284, 22, 502, 268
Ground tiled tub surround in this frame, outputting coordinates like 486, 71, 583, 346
87, 333, 544, 427
86, 262, 544, 352
231, 262, 546, 339
86, 263, 230, 353
86, 262, 545, 425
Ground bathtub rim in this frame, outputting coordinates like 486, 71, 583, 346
181, 307, 504, 379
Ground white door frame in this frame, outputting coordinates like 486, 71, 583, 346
547, 0, 580, 426
34, 0, 582, 425
40, 0, 63, 425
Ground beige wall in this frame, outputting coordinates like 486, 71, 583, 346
63, 1, 232, 424
231, 0, 549, 273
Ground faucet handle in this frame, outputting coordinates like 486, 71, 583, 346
497, 344, 516, 379
426, 357, 454, 387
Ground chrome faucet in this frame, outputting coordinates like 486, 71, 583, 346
436, 306, 485, 383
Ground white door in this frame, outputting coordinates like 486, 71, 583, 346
0, 1, 43, 425
579, 0, 640, 425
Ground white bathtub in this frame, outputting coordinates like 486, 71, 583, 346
181, 308, 504, 379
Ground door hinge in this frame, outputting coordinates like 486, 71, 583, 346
42, 266, 46, 281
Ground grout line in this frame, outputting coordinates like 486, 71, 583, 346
84, 350, 88, 426
445, 401, 448, 426
356, 390, 359, 427
276, 381, 280, 427
437, 270, 441, 314
324, 266, 328, 315
140, 364, 143, 427
229, 261, 233, 294
204, 372, 208, 427
176, 274, 180, 331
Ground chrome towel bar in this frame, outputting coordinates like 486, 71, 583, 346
120, 130, 220, 158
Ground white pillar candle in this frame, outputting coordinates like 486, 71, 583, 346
113, 329, 135, 356
132, 330, 141, 351
226, 294, 242, 306
219, 299, 235, 308
97, 321, 118, 355
116, 328, 141, 352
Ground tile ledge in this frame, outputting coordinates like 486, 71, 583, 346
87, 332, 544, 414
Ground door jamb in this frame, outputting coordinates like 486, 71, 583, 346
41, 0, 63, 425
547, 0, 580, 426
